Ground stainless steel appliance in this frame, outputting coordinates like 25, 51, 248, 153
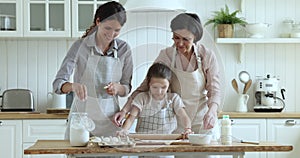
0, 89, 34, 112
253, 74, 286, 112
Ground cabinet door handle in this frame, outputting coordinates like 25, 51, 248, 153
231, 119, 235, 125
0, 121, 2, 126
285, 120, 297, 125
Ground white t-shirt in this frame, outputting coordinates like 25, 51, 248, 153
132, 91, 185, 117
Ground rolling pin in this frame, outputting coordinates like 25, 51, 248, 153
128, 134, 183, 140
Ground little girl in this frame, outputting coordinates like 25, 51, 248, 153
116, 63, 193, 136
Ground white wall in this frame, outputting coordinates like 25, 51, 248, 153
0, 0, 299, 112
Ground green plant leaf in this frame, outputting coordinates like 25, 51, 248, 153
204, 4, 247, 28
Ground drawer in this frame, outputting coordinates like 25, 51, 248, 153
23, 119, 67, 142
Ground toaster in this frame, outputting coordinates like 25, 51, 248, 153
0, 89, 34, 112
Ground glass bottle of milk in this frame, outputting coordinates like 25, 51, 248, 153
70, 112, 90, 146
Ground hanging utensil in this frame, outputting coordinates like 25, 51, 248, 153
243, 79, 252, 94
231, 79, 239, 94
239, 71, 251, 94
239, 71, 250, 84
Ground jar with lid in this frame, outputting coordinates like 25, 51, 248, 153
70, 112, 90, 146
291, 22, 300, 38
280, 18, 294, 38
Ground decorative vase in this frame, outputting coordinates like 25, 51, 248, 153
217, 24, 234, 38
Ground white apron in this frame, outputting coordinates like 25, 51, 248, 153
171, 48, 220, 158
170, 47, 217, 134
65, 48, 122, 139
136, 93, 177, 134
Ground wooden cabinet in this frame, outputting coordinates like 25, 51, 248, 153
0, 120, 22, 158
23, 119, 67, 158
23, 0, 71, 37
0, 0, 23, 37
267, 119, 300, 158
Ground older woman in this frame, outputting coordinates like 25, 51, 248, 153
115, 12, 223, 134
114, 12, 223, 158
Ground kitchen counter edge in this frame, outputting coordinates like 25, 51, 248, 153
0, 112, 68, 119
1, 112, 300, 119
219, 112, 300, 118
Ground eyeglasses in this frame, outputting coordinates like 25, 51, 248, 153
172, 34, 193, 43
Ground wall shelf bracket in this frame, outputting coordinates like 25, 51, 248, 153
239, 43, 245, 63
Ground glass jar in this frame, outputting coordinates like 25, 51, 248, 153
291, 23, 300, 38
280, 18, 294, 38
70, 112, 90, 146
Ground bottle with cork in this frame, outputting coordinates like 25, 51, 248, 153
221, 115, 232, 145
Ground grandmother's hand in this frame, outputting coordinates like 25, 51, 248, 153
203, 103, 218, 129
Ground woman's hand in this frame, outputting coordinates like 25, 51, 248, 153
203, 103, 218, 129
104, 82, 125, 96
71, 83, 87, 101
113, 110, 127, 127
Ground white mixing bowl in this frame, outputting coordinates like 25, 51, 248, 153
189, 134, 212, 145
245, 23, 270, 38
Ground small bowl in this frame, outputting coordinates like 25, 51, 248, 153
188, 134, 212, 145
245, 23, 270, 38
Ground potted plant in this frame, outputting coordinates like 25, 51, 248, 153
204, 5, 247, 38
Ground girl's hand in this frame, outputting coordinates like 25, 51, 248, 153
182, 128, 194, 139
116, 129, 129, 137
113, 110, 127, 127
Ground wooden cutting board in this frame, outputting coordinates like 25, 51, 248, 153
46, 108, 70, 114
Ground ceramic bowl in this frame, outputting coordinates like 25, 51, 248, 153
245, 23, 270, 38
188, 134, 212, 145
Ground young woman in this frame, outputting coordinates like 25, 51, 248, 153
53, 1, 133, 138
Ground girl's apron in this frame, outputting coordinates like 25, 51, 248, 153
136, 93, 177, 134
170, 47, 218, 134
65, 47, 122, 139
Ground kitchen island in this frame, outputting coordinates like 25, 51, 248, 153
24, 140, 292, 158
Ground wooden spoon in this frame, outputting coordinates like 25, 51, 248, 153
231, 79, 239, 94
243, 79, 252, 94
